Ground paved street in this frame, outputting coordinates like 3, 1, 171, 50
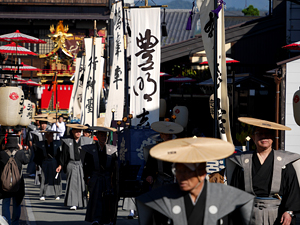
0, 166, 138, 225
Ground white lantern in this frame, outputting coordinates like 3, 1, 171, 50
293, 88, 300, 126
19, 100, 33, 126
0, 87, 24, 126
173, 106, 188, 128
159, 99, 167, 118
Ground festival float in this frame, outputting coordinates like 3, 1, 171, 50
37, 20, 84, 112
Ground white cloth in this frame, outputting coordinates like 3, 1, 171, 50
51, 122, 66, 139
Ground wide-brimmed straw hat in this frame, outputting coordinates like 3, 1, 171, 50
89, 117, 117, 133
238, 117, 291, 131
66, 124, 88, 130
39, 130, 60, 134
34, 114, 48, 120
150, 137, 235, 163
151, 121, 183, 134
37, 118, 51, 123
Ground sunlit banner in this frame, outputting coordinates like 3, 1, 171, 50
197, 0, 233, 143
130, 8, 160, 126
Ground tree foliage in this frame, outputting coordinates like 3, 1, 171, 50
242, 5, 259, 16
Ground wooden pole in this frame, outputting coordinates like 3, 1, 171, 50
213, 0, 218, 138
273, 71, 282, 150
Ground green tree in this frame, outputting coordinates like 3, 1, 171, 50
242, 5, 259, 16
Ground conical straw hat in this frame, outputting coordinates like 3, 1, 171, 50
89, 117, 117, 132
150, 137, 234, 163
151, 121, 183, 134
238, 117, 291, 131
66, 124, 88, 130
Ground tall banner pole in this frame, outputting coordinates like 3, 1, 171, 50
213, 0, 218, 138
122, 0, 129, 117
92, 20, 97, 127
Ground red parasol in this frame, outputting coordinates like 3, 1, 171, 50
200, 57, 240, 65
0, 30, 46, 44
160, 72, 172, 77
20, 79, 41, 87
282, 41, 300, 50
0, 42, 37, 55
164, 75, 196, 83
2, 62, 41, 71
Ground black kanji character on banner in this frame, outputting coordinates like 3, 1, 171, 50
136, 108, 150, 126
113, 65, 123, 90
114, 7, 122, 30
115, 33, 121, 59
135, 29, 159, 71
133, 72, 157, 102
86, 97, 94, 113
204, 12, 214, 38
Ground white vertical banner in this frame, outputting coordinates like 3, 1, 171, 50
81, 37, 103, 126
130, 8, 160, 126
105, 1, 125, 127
97, 56, 105, 118
69, 56, 84, 118
197, 0, 232, 143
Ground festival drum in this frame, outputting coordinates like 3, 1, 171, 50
0, 86, 24, 126
159, 99, 167, 118
173, 106, 188, 128
19, 100, 33, 126
293, 88, 300, 126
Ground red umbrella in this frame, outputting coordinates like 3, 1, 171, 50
2, 62, 41, 71
0, 30, 46, 44
20, 79, 41, 86
282, 41, 300, 50
0, 42, 37, 55
164, 75, 196, 83
200, 57, 240, 65
160, 72, 172, 77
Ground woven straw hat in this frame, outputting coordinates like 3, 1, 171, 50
39, 130, 60, 134
66, 124, 88, 130
89, 117, 117, 132
238, 117, 291, 131
150, 137, 235, 163
151, 121, 183, 134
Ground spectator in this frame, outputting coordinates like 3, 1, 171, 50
0, 135, 31, 225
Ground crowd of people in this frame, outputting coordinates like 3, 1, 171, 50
0, 113, 299, 225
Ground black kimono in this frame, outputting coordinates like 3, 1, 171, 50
136, 181, 254, 225
33, 140, 62, 198
229, 150, 300, 225
60, 136, 92, 207
82, 143, 118, 224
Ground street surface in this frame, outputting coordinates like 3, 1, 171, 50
1, 166, 300, 225
0, 166, 138, 225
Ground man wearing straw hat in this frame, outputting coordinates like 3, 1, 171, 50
33, 130, 62, 201
29, 117, 51, 185
228, 117, 300, 225
136, 137, 254, 225
143, 121, 184, 189
124, 121, 183, 219
81, 117, 118, 225
60, 124, 92, 210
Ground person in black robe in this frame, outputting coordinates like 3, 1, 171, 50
33, 130, 62, 200
60, 124, 92, 210
136, 137, 255, 225
228, 117, 300, 225
82, 121, 118, 225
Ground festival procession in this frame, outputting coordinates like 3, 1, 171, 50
0, 0, 300, 224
